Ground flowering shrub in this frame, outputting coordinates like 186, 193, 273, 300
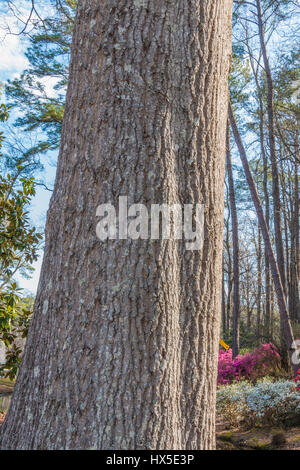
218, 343, 281, 385
217, 378, 300, 427
295, 369, 300, 391
216, 380, 253, 426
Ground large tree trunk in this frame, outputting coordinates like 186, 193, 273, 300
228, 103, 298, 377
0, 1, 233, 450
226, 125, 240, 358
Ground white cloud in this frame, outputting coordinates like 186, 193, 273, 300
0, 1, 31, 75
0, 1, 55, 77
0, 34, 28, 73
39, 76, 61, 98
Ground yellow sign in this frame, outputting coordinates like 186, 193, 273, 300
219, 339, 230, 350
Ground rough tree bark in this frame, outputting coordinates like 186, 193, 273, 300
229, 103, 298, 377
0, 0, 233, 450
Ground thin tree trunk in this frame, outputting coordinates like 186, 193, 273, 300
257, 227, 262, 345
260, 104, 271, 341
256, 0, 286, 295
270, 286, 275, 342
256, 0, 289, 366
246, 267, 251, 330
279, 150, 290, 292
222, 257, 227, 335
246, 20, 271, 343
226, 269, 233, 331
228, 102, 298, 376
224, 215, 233, 332
289, 162, 300, 322
278, 151, 292, 365
0, 1, 233, 450
226, 125, 240, 357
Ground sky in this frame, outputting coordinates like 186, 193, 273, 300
0, 1, 57, 295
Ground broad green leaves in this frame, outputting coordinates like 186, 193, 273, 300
0, 106, 42, 379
